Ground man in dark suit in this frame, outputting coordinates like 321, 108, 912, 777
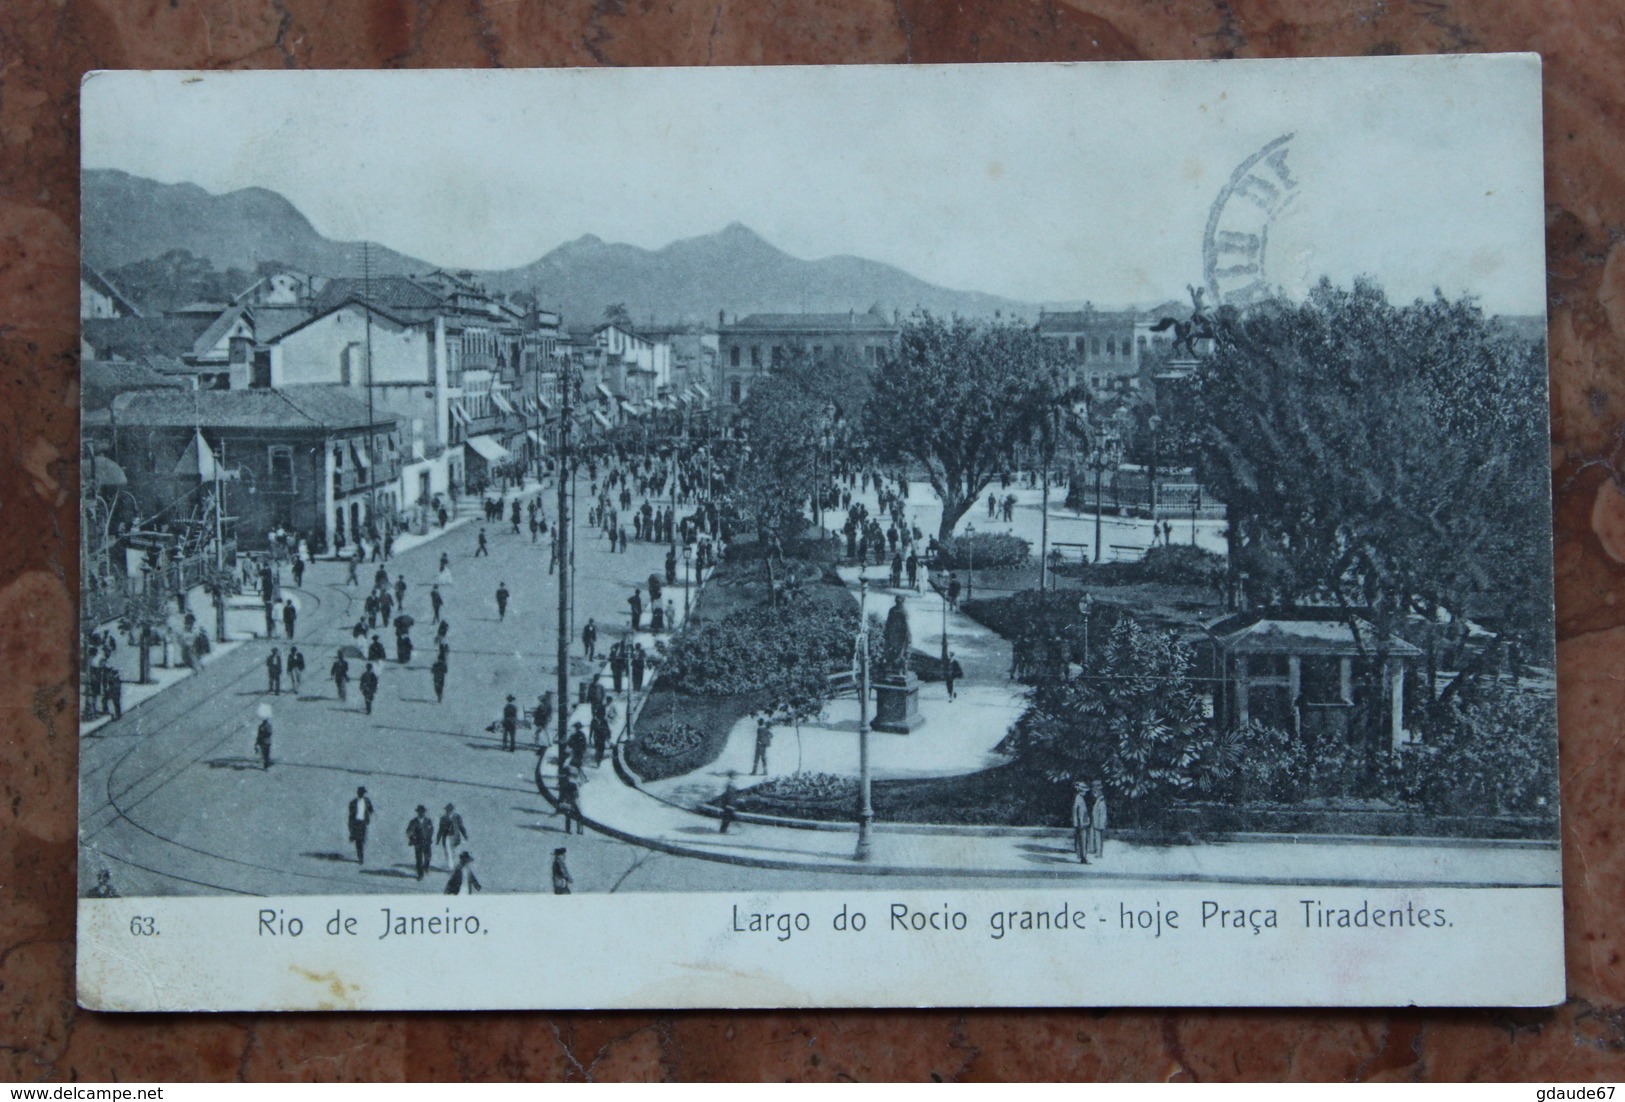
407, 805, 435, 880
359, 663, 380, 715
501, 694, 519, 752
347, 786, 374, 864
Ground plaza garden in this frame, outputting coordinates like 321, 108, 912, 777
624, 285, 1560, 844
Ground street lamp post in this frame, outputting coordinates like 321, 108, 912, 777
1087, 432, 1121, 564
1148, 413, 1164, 534
1078, 593, 1094, 671
683, 544, 693, 619
855, 578, 873, 861
964, 523, 976, 605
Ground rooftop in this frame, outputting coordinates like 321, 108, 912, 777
109, 386, 399, 433
722, 307, 897, 334
1207, 611, 1424, 658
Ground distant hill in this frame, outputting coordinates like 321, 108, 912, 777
483, 222, 1035, 327
82, 171, 1047, 327
81, 168, 427, 281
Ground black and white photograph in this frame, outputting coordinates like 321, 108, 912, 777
76, 58, 1561, 1011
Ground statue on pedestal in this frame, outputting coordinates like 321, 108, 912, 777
879, 595, 911, 680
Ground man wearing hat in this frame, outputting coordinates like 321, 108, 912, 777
407, 804, 435, 880
347, 786, 375, 865
501, 694, 519, 752
1086, 780, 1108, 862
556, 766, 584, 835
552, 847, 573, 895
436, 803, 469, 871
1070, 781, 1092, 865
567, 721, 588, 771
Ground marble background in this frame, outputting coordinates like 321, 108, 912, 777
2, 0, 1623, 1081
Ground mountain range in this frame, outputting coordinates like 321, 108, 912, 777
82, 169, 1038, 326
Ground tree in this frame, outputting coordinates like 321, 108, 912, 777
1001, 616, 1237, 823
1196, 279, 1552, 701
603, 302, 634, 329
865, 312, 1048, 542
731, 373, 824, 553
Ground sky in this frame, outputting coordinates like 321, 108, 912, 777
81, 58, 1547, 315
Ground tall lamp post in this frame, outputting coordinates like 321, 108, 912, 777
1148, 413, 1164, 533
1086, 432, 1122, 564
964, 523, 976, 605
1078, 592, 1094, 671
682, 543, 693, 618
855, 578, 873, 861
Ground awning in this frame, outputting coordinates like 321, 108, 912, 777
91, 453, 129, 487
351, 442, 371, 470
465, 435, 512, 463
619, 400, 637, 415
692, 383, 711, 400
490, 390, 516, 415
449, 403, 470, 426
526, 429, 545, 445
591, 410, 612, 430
536, 395, 552, 412
595, 383, 614, 402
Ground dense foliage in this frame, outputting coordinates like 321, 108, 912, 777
1000, 616, 1239, 821
659, 589, 859, 699
1196, 280, 1553, 690
1400, 682, 1559, 816
933, 532, 1031, 570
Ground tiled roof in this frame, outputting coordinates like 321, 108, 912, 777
82, 316, 215, 360
111, 386, 398, 432
82, 358, 188, 409
251, 305, 317, 343
79, 263, 143, 317
312, 277, 446, 314
192, 303, 252, 357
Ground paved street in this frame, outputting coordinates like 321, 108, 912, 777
78, 483, 1083, 898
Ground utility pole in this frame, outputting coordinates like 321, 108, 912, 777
556, 362, 575, 757
362, 243, 378, 533
855, 579, 873, 861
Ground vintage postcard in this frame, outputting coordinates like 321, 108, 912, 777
77, 57, 1560, 1011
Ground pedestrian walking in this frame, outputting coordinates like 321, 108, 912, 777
394, 575, 407, 610
567, 721, 588, 771
907, 551, 919, 590
551, 847, 572, 895
407, 805, 435, 880
430, 653, 447, 702
438, 551, 451, 577
367, 634, 387, 664
495, 582, 510, 621
331, 651, 350, 701
360, 662, 379, 715
287, 645, 305, 693
718, 772, 739, 834
665, 598, 676, 632
105, 667, 123, 718
630, 644, 646, 691
436, 803, 468, 870
582, 618, 597, 660
944, 651, 962, 701
475, 528, 489, 557
429, 585, 444, 625
254, 717, 273, 769
282, 599, 297, 639
291, 556, 305, 588
590, 711, 610, 766
501, 694, 518, 752
947, 572, 962, 611
346, 554, 360, 586
531, 692, 553, 745
557, 767, 585, 835
1071, 782, 1091, 864
1087, 780, 1108, 861
752, 715, 773, 775
444, 851, 481, 895
628, 587, 643, 632
266, 648, 283, 694
264, 600, 277, 639
650, 601, 665, 633
346, 787, 375, 865
609, 641, 626, 692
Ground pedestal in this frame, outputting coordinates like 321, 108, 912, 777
872, 674, 925, 733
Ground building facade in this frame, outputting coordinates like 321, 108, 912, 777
716, 307, 898, 409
